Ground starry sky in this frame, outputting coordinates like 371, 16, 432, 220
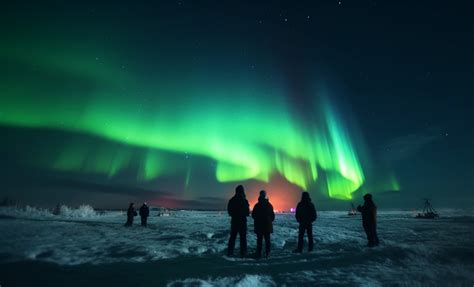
0, 0, 472, 210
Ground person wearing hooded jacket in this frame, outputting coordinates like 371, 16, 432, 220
357, 193, 379, 247
294, 192, 317, 252
139, 202, 150, 227
227, 185, 250, 257
125, 202, 137, 226
252, 190, 275, 258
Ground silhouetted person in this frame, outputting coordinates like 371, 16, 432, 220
294, 192, 317, 253
125, 202, 137, 226
357, 194, 379, 247
139, 202, 150, 227
227, 185, 250, 257
252, 190, 275, 258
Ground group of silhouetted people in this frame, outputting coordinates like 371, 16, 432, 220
227, 185, 379, 258
124, 202, 150, 227
123, 185, 379, 257
227, 187, 278, 258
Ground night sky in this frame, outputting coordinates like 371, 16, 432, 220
0, 0, 472, 210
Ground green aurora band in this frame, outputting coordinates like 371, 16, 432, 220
0, 46, 366, 200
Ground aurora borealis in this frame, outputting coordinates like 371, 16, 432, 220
0, 42, 364, 200
0, 1, 472, 210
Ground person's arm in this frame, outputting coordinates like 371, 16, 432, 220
295, 203, 301, 223
312, 204, 317, 222
252, 205, 257, 219
246, 201, 250, 216
372, 207, 377, 224
357, 205, 363, 213
227, 200, 233, 217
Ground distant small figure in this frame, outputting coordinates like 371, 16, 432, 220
125, 202, 137, 226
227, 185, 250, 257
294, 192, 317, 253
139, 202, 150, 227
252, 190, 275, 258
357, 194, 379, 247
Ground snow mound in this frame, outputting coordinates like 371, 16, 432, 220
0, 204, 99, 219
23, 205, 54, 217
57, 205, 97, 218
167, 274, 275, 287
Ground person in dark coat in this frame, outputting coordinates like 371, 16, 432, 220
125, 202, 137, 226
357, 194, 379, 247
294, 192, 317, 253
139, 202, 150, 227
227, 185, 250, 257
252, 190, 275, 258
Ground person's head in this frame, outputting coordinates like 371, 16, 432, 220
301, 192, 311, 202
258, 190, 267, 201
235, 185, 245, 197
143, 202, 147, 206
363, 194, 373, 201
129, 202, 134, 208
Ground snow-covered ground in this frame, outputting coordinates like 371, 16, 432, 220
0, 206, 473, 286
